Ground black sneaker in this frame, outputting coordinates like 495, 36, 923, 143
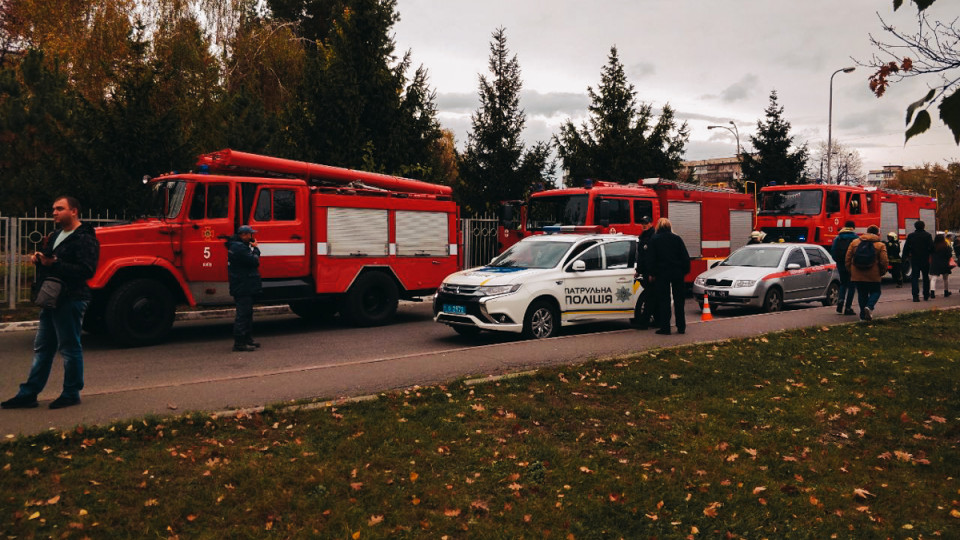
913, 296, 920, 302
944, 291, 952, 298
930, 291, 936, 299
48, 396, 80, 409
655, 329, 671, 335
1, 395, 38, 409
835, 305, 843, 314
233, 341, 257, 352
843, 308, 856, 316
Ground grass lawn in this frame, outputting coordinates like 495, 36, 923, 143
2, 310, 959, 538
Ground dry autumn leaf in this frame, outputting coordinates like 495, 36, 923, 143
443, 508, 461, 517
368, 515, 384, 526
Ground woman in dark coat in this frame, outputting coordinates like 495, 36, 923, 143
929, 233, 953, 298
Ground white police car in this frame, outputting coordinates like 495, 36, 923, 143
433, 234, 640, 339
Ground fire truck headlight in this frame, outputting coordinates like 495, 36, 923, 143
734, 280, 756, 288
694, 277, 706, 286
477, 284, 521, 296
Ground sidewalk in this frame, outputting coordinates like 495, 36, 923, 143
0, 304, 293, 333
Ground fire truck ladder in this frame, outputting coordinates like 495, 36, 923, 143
196, 149, 453, 197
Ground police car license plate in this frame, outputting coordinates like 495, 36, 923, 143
443, 304, 467, 315
707, 289, 728, 298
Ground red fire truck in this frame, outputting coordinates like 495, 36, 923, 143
755, 183, 937, 261
85, 149, 459, 346
499, 179, 755, 282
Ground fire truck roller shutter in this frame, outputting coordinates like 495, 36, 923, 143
667, 201, 702, 258
880, 202, 898, 239
395, 211, 449, 256
328, 208, 389, 256
729, 210, 754, 252
919, 208, 936, 230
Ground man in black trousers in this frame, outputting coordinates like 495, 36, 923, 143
226, 225, 262, 351
633, 215, 656, 329
645, 218, 691, 335
902, 220, 933, 302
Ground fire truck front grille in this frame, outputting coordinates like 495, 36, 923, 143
760, 227, 810, 243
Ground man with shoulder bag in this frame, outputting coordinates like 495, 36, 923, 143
2, 196, 99, 410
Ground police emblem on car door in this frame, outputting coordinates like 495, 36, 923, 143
561, 240, 637, 322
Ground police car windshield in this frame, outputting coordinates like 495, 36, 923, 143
721, 246, 786, 268
489, 241, 575, 269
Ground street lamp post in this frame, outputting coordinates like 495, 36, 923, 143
708, 121, 741, 186
827, 66, 855, 184
708, 121, 741, 157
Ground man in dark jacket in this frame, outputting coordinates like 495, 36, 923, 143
902, 220, 934, 301
633, 215, 656, 329
227, 225, 262, 352
831, 221, 858, 315
2, 196, 99, 409
645, 218, 691, 335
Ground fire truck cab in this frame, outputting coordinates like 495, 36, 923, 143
499, 179, 755, 282
86, 150, 458, 346
756, 184, 937, 245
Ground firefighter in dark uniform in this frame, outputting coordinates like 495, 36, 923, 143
884, 232, 903, 287
226, 225, 262, 351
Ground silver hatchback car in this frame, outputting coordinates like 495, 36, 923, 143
692, 244, 840, 312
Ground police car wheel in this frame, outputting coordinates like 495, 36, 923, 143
523, 300, 559, 340
762, 287, 783, 313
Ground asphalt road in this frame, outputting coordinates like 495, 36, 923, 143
1, 283, 955, 437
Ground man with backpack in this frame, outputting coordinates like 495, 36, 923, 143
830, 220, 858, 315
845, 225, 888, 321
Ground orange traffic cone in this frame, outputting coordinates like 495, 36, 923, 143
701, 294, 714, 322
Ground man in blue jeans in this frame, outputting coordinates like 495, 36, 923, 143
831, 221, 858, 315
2, 196, 99, 409
845, 225, 888, 321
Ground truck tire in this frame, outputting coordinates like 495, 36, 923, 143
289, 299, 339, 323
105, 278, 175, 347
522, 299, 560, 340
81, 299, 108, 335
342, 272, 398, 327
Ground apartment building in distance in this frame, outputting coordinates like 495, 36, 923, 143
680, 156, 742, 189
866, 165, 904, 188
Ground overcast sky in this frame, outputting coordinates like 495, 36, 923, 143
392, 0, 959, 178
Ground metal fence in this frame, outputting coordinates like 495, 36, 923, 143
1, 212, 501, 308
1, 210, 125, 309
460, 215, 500, 269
